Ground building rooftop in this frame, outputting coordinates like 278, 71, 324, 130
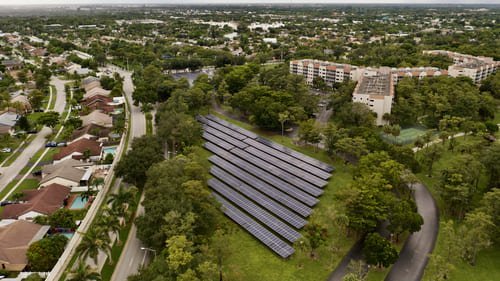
355, 74, 393, 97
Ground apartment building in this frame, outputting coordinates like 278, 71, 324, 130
424, 50, 498, 83
289, 59, 360, 86
352, 72, 394, 126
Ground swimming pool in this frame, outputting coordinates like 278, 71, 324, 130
60, 232, 74, 239
102, 146, 117, 157
70, 196, 88, 210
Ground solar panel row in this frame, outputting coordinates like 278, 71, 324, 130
230, 147, 324, 196
202, 132, 235, 151
206, 114, 334, 172
206, 114, 259, 139
207, 151, 312, 217
206, 144, 319, 206
244, 146, 328, 188
213, 193, 295, 258
204, 119, 248, 141
243, 138, 332, 180
204, 125, 248, 149
210, 166, 307, 229
209, 178, 301, 243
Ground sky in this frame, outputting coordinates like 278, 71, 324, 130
0, 0, 499, 5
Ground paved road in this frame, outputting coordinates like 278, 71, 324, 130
102, 66, 149, 281
385, 183, 439, 281
0, 77, 67, 190
327, 239, 365, 281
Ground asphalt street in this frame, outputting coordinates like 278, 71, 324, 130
104, 66, 149, 281
385, 183, 439, 281
0, 77, 67, 191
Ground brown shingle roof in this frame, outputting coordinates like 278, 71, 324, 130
1, 184, 70, 219
53, 138, 102, 161
0, 220, 49, 266
70, 123, 112, 141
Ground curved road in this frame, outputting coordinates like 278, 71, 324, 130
385, 183, 439, 281
327, 182, 438, 281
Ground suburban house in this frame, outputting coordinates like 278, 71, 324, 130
70, 123, 112, 143
1, 59, 22, 71
0, 220, 49, 271
80, 110, 113, 128
10, 93, 32, 113
53, 138, 102, 162
0, 111, 19, 135
83, 87, 111, 100
81, 94, 115, 113
40, 160, 92, 188
1, 184, 71, 220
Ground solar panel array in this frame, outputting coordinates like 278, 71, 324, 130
198, 114, 334, 258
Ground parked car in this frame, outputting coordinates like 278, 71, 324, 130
27, 129, 38, 134
45, 141, 57, 147
0, 148, 12, 153
56, 142, 67, 147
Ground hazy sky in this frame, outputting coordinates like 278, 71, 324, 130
0, 0, 499, 5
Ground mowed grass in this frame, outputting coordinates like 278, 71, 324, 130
210, 112, 357, 281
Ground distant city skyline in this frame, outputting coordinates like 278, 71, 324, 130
0, 0, 499, 6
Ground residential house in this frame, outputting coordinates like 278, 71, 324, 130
40, 159, 93, 187
70, 123, 112, 143
0, 220, 49, 271
80, 110, 113, 128
9, 93, 32, 113
83, 87, 111, 100
81, 95, 114, 114
1, 184, 71, 220
53, 138, 102, 162
0, 111, 19, 135
1, 60, 22, 71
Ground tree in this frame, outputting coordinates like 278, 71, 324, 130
343, 174, 393, 234
481, 143, 500, 189
156, 110, 202, 157
107, 185, 137, 221
75, 227, 112, 265
323, 123, 347, 156
302, 221, 328, 258
387, 199, 423, 241
362, 233, 398, 268
459, 211, 494, 266
334, 137, 368, 162
298, 119, 322, 149
419, 145, 443, 177
96, 208, 122, 244
67, 261, 101, 281
477, 188, 500, 243
337, 103, 375, 128
115, 135, 164, 188
33, 208, 76, 228
17, 115, 31, 131
21, 273, 44, 281
29, 90, 45, 110
27, 235, 68, 271
37, 111, 60, 128
278, 111, 289, 136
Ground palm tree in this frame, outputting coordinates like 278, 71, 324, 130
97, 208, 122, 244
107, 185, 137, 221
75, 227, 112, 265
67, 261, 101, 281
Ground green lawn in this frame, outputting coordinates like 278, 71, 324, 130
0, 178, 40, 201
49, 85, 57, 110
209, 112, 357, 281
0, 136, 25, 166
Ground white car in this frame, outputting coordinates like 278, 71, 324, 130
0, 148, 12, 153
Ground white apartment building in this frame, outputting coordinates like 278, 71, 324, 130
423, 50, 498, 83
289, 59, 360, 86
352, 73, 394, 126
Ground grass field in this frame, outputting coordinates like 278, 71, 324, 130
211, 112, 357, 281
